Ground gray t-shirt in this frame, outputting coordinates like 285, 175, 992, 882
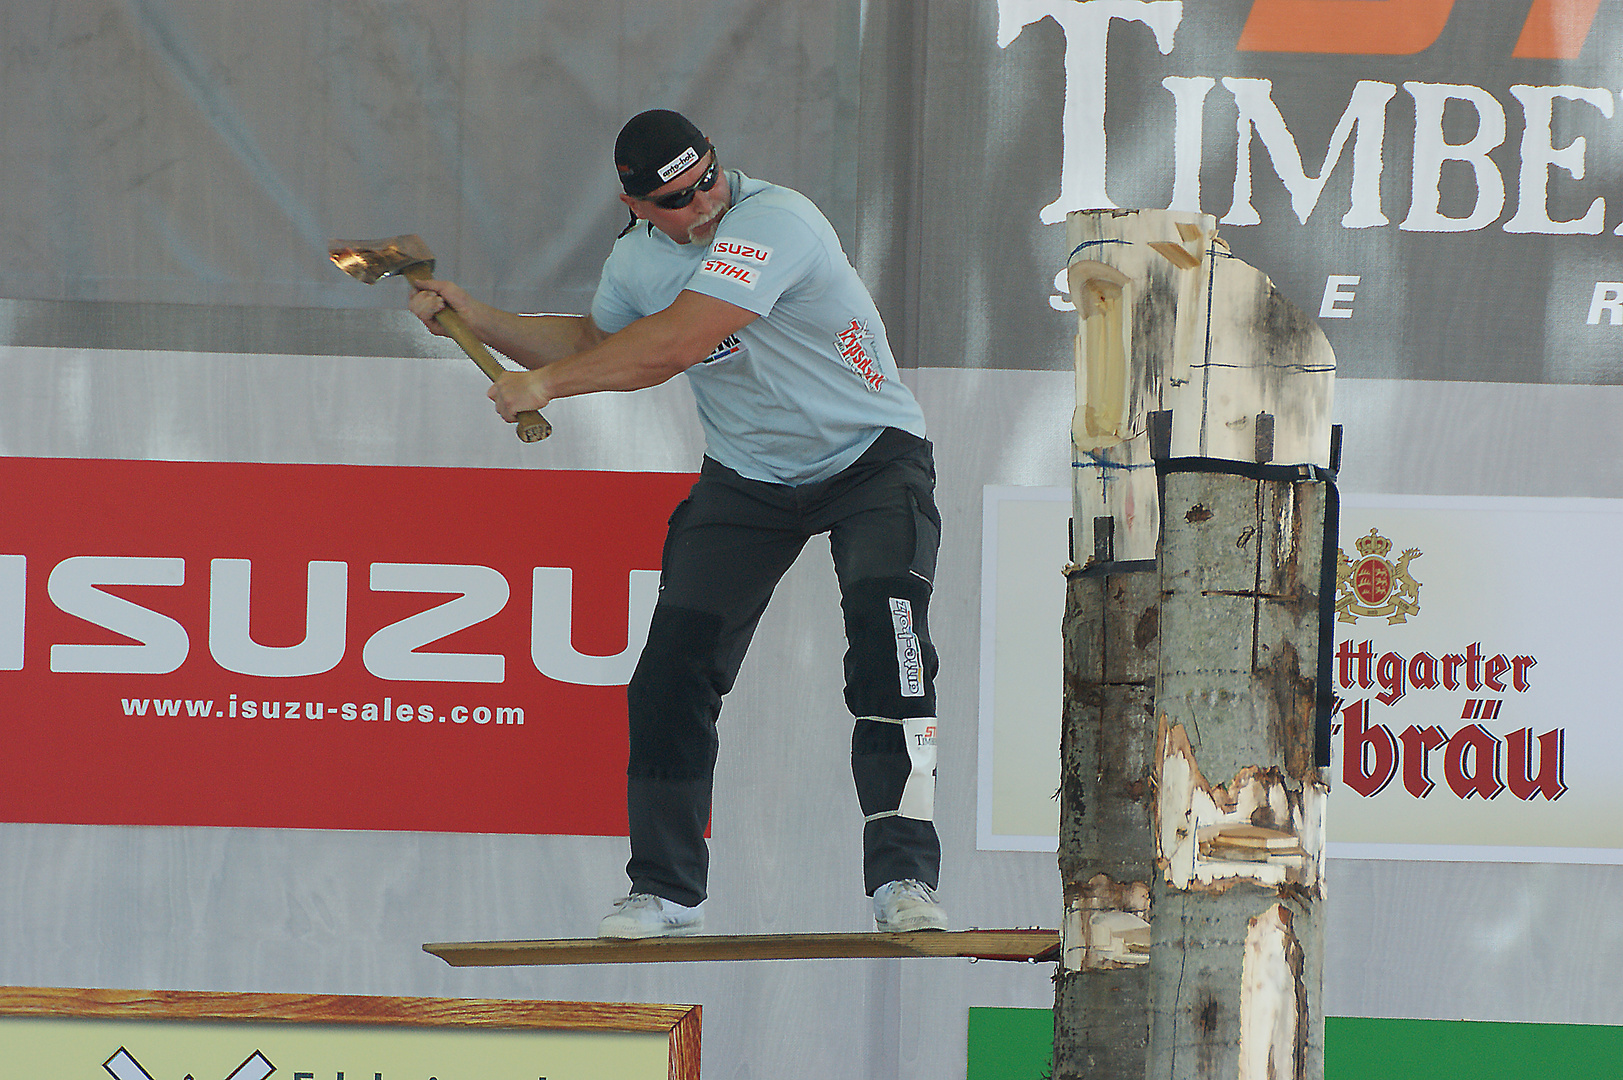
591, 171, 926, 485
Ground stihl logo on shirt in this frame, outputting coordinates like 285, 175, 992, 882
701, 258, 758, 289
711, 239, 772, 264
835, 319, 885, 393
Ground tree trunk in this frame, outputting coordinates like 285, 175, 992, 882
1054, 565, 1158, 1079
1144, 470, 1328, 1080
1055, 207, 1335, 1080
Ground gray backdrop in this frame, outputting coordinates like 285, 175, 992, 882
2, 2, 1621, 1076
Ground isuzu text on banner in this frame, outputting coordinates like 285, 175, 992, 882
0, 457, 693, 836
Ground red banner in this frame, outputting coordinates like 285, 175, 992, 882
0, 457, 694, 835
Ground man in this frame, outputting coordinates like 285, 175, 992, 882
408, 109, 944, 938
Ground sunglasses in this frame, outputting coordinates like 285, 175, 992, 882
645, 151, 719, 210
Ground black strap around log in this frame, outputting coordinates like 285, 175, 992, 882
1152, 447, 1342, 770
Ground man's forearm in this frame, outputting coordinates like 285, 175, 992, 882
486, 290, 756, 422
471, 309, 604, 370
533, 312, 702, 399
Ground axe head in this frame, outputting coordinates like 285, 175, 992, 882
328, 233, 436, 284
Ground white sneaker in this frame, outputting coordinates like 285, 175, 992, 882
872, 879, 948, 932
598, 893, 705, 939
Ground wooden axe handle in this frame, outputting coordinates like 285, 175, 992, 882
403, 266, 551, 443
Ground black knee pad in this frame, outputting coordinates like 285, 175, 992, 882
840, 575, 939, 718
626, 605, 726, 780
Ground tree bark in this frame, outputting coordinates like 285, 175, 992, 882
1054, 565, 1158, 1080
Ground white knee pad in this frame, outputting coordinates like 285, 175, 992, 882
860, 716, 937, 823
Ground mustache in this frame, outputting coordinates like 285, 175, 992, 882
687, 202, 728, 243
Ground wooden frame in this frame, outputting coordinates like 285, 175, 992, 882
0, 985, 700, 1080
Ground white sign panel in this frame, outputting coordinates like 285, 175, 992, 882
1331, 495, 1623, 863
979, 487, 1623, 864
977, 487, 1069, 851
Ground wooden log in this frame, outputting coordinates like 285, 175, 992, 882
1058, 207, 1335, 1080
1147, 470, 1327, 1080
1065, 209, 1336, 568
1066, 209, 1218, 565
1054, 565, 1159, 1080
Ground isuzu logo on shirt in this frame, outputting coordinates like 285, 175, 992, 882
711, 239, 772, 264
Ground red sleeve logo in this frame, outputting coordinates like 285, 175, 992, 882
700, 258, 759, 289
834, 319, 885, 392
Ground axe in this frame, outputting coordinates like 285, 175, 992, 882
328, 233, 552, 443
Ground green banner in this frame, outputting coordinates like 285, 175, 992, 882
966, 1008, 1053, 1080
967, 1009, 1623, 1080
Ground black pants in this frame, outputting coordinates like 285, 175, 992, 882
624, 427, 943, 907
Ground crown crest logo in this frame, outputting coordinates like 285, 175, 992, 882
1354, 528, 1392, 558
1336, 528, 1422, 624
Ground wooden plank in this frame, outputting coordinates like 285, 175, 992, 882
424, 929, 1060, 967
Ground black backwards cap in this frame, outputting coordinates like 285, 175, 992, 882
615, 109, 711, 197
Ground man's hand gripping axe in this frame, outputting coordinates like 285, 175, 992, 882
328, 233, 552, 443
